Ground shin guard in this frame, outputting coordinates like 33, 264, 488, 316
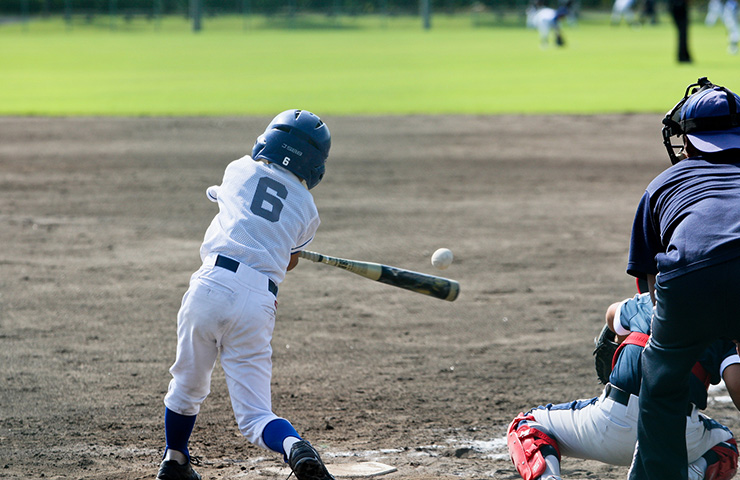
705, 438, 739, 480
507, 412, 561, 480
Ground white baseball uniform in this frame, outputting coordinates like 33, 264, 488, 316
526, 6, 565, 46
706, 0, 740, 54
164, 155, 319, 450
611, 0, 636, 24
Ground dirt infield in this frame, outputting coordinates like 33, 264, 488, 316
2, 115, 739, 480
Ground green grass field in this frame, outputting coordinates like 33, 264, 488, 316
0, 12, 737, 115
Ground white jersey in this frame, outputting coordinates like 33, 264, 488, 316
200, 155, 319, 284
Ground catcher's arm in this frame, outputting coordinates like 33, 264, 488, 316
724, 362, 740, 411
646, 273, 656, 305
606, 302, 619, 334
605, 302, 629, 343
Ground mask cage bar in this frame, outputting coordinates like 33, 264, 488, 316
661, 77, 714, 165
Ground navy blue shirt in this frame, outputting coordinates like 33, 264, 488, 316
610, 293, 738, 408
628, 157, 740, 282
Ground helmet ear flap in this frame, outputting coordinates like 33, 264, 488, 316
252, 135, 267, 160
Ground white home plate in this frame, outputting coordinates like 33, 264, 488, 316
262, 462, 396, 478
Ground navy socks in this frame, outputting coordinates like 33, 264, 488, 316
164, 407, 197, 460
263, 418, 301, 461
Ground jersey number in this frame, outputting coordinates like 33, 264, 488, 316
250, 177, 288, 223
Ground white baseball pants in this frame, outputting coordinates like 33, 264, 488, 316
164, 256, 280, 450
529, 386, 733, 466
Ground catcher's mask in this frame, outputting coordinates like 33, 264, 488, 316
662, 77, 740, 164
252, 109, 331, 190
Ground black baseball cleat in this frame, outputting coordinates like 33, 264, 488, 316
288, 441, 335, 480
156, 459, 202, 480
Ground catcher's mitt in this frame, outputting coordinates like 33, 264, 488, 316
593, 324, 618, 384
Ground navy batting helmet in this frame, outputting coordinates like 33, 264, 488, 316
252, 109, 331, 189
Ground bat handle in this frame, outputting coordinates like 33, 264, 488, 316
298, 250, 322, 262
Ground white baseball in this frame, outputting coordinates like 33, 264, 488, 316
431, 248, 454, 270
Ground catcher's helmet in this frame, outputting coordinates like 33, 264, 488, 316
662, 77, 740, 164
252, 109, 331, 189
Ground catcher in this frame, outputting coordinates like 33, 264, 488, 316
507, 291, 740, 480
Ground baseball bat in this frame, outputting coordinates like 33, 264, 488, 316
299, 250, 460, 302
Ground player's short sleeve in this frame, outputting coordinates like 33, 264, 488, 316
206, 185, 219, 202
721, 346, 740, 378
697, 341, 739, 386
627, 191, 662, 278
291, 214, 320, 255
614, 292, 653, 336
292, 235, 314, 254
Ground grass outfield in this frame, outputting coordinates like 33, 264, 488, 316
0, 12, 737, 115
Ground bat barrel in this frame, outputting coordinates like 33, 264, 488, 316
378, 265, 460, 301
299, 250, 460, 302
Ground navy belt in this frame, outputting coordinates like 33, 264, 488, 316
215, 255, 278, 297
605, 383, 631, 406
605, 382, 694, 415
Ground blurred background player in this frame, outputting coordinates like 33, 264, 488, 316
156, 110, 335, 480
639, 0, 658, 25
506, 292, 740, 480
610, 0, 638, 26
705, 0, 739, 54
668, 0, 692, 61
526, 0, 571, 47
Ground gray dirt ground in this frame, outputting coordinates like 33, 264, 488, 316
2, 115, 739, 480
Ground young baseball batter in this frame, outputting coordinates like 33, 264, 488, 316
627, 78, 740, 480
156, 110, 335, 480
507, 292, 740, 480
